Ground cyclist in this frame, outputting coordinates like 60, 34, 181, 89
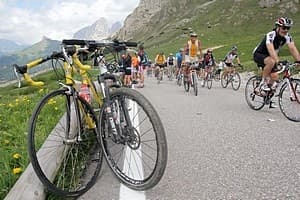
201, 48, 216, 86
154, 51, 166, 78
121, 53, 132, 87
175, 48, 184, 78
183, 33, 203, 80
222, 46, 241, 79
167, 53, 176, 79
131, 52, 140, 84
253, 17, 300, 91
183, 32, 202, 63
137, 45, 149, 87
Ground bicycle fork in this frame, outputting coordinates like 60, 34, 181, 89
285, 79, 300, 102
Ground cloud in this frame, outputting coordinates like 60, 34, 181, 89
0, 0, 139, 44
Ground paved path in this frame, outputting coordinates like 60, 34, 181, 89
80, 75, 300, 200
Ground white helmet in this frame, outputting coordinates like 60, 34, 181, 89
275, 17, 293, 27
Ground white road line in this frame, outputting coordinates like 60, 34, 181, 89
119, 94, 145, 200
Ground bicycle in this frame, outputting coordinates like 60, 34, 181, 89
221, 64, 242, 90
13, 39, 168, 197
167, 65, 175, 81
156, 64, 165, 84
245, 60, 300, 122
183, 62, 198, 96
203, 65, 214, 90
176, 68, 184, 87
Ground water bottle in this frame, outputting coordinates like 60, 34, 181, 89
79, 84, 91, 103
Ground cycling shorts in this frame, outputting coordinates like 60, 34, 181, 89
253, 52, 268, 68
185, 55, 199, 64
156, 63, 166, 68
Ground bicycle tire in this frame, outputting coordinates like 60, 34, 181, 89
245, 75, 265, 110
231, 72, 241, 90
278, 78, 300, 122
184, 79, 190, 92
192, 73, 198, 96
177, 75, 182, 86
221, 72, 228, 88
214, 72, 220, 82
99, 87, 168, 190
207, 73, 213, 90
28, 89, 103, 197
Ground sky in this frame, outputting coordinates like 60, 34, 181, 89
0, 0, 140, 45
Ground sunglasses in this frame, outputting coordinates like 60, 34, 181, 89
280, 26, 290, 30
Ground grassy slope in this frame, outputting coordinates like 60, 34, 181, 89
136, 0, 300, 71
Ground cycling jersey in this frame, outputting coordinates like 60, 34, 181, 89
187, 40, 200, 57
175, 52, 183, 67
167, 56, 175, 66
253, 30, 293, 55
155, 54, 166, 65
224, 51, 238, 65
203, 53, 215, 66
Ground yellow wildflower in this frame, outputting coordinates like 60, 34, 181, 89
8, 103, 13, 107
39, 88, 44, 94
4, 139, 10, 144
12, 167, 22, 175
15, 99, 19, 103
54, 107, 58, 110
47, 99, 56, 105
13, 153, 21, 159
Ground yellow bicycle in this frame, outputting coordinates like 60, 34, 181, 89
13, 39, 168, 198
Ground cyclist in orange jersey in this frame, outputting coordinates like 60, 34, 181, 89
183, 32, 203, 78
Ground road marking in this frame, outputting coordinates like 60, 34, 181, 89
119, 97, 145, 200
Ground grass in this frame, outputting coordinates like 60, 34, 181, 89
0, 85, 51, 199
0, 62, 103, 199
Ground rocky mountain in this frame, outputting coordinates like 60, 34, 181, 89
117, 0, 299, 42
0, 36, 60, 83
73, 17, 122, 40
110, 21, 122, 34
0, 39, 28, 55
116, 0, 299, 62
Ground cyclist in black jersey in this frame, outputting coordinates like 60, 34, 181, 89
253, 17, 300, 91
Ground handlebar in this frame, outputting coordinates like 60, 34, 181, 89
62, 39, 138, 52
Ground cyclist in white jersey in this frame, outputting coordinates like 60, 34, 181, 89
222, 46, 241, 79
253, 17, 300, 91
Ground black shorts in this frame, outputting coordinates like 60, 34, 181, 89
253, 52, 268, 68
125, 68, 132, 75
224, 62, 233, 67
156, 64, 165, 68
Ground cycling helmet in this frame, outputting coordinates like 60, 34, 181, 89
275, 17, 293, 27
207, 48, 212, 53
231, 46, 238, 51
179, 48, 184, 52
169, 53, 173, 56
190, 33, 197, 37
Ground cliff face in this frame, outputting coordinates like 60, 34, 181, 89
116, 0, 299, 42
117, 0, 194, 40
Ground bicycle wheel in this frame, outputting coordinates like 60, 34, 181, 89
231, 72, 241, 90
192, 73, 198, 96
99, 87, 168, 190
28, 89, 103, 197
177, 75, 182, 86
221, 72, 228, 88
245, 75, 265, 110
183, 76, 190, 92
214, 72, 220, 82
278, 78, 300, 122
207, 73, 213, 90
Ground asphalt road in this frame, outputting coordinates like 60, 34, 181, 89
80, 75, 300, 200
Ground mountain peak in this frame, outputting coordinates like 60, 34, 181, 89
73, 17, 122, 40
